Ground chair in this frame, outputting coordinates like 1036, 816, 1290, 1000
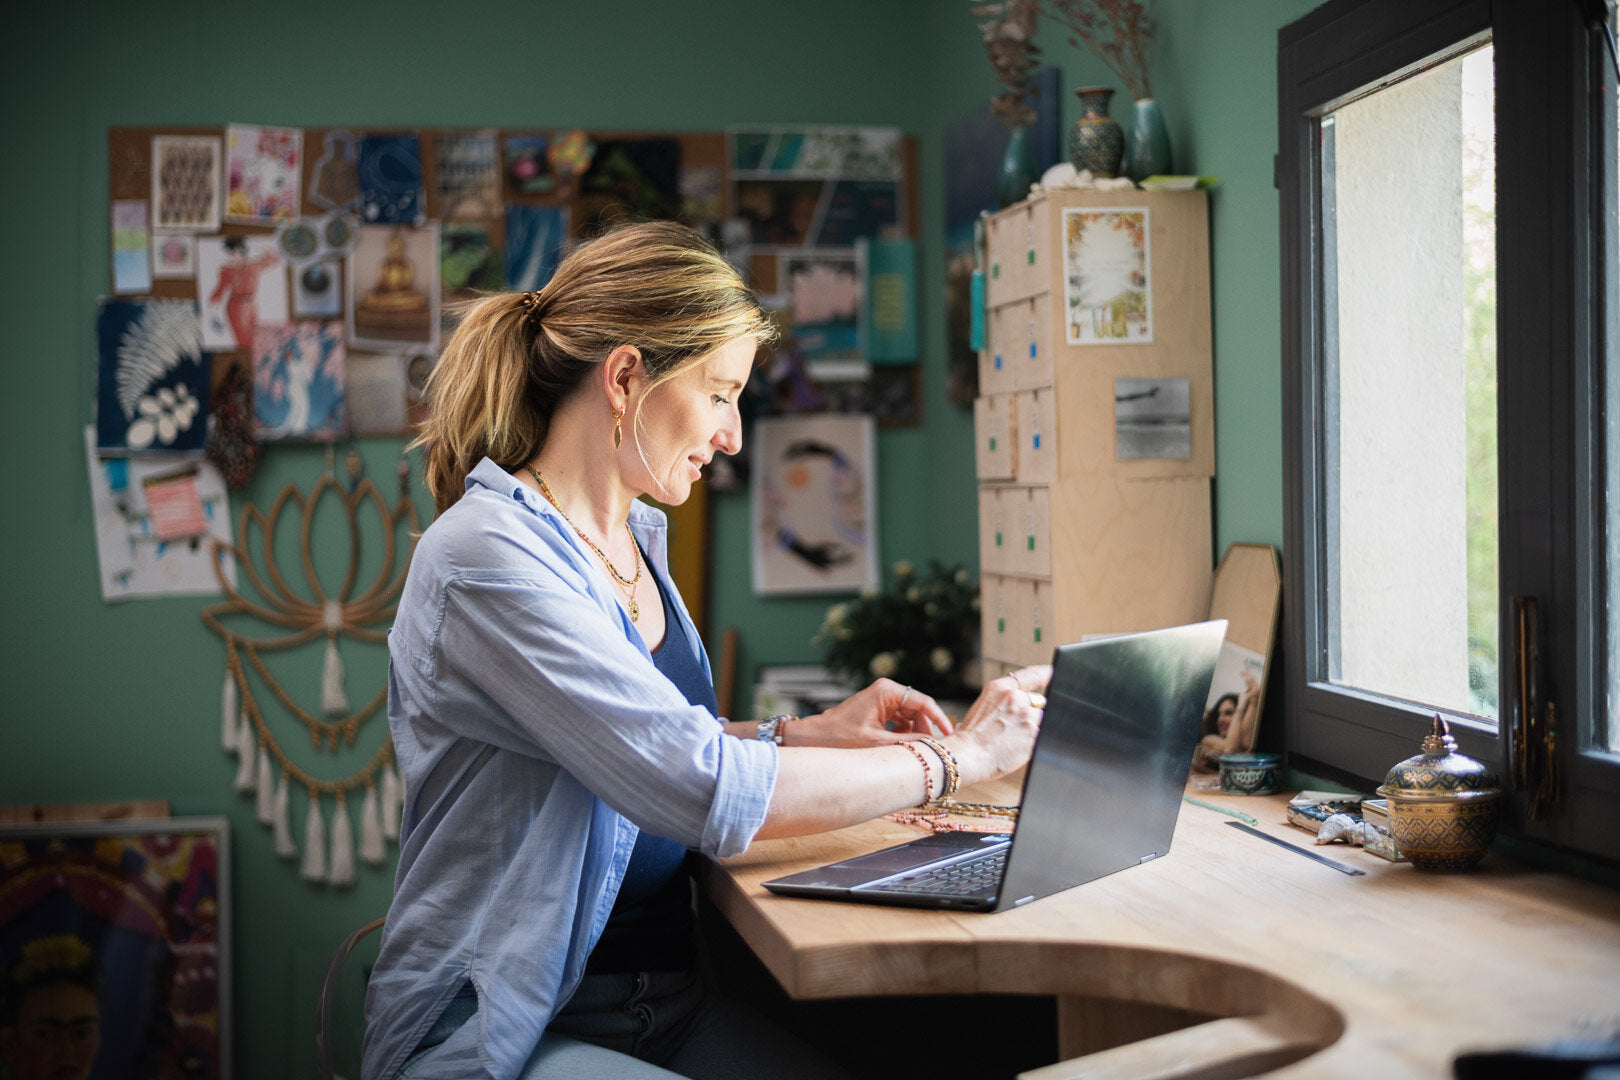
316, 915, 386, 1080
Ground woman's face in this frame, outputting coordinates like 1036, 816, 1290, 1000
624, 336, 755, 505
0, 981, 101, 1080
1215, 697, 1237, 736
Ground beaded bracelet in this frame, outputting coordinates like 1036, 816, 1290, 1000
897, 741, 936, 805
917, 737, 960, 799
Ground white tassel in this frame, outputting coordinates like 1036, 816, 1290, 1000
221, 673, 238, 752
380, 762, 402, 841
233, 730, 257, 792
272, 774, 297, 859
328, 794, 356, 887
321, 603, 349, 716
255, 751, 275, 823
300, 791, 328, 882
359, 784, 386, 865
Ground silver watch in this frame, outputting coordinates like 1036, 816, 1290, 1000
756, 714, 793, 745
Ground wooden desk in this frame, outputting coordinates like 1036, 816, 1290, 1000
701, 778, 1620, 1079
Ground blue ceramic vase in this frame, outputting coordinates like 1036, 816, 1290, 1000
996, 124, 1037, 208
1124, 97, 1173, 182
1068, 86, 1125, 178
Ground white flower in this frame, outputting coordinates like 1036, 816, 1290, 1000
893, 561, 914, 578
859, 585, 881, 600
822, 603, 848, 630
869, 652, 898, 678
954, 568, 970, 585
930, 647, 954, 673
906, 587, 922, 603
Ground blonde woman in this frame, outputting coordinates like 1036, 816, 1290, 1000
363, 221, 1047, 1080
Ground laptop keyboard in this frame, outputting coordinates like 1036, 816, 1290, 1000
882, 848, 1008, 896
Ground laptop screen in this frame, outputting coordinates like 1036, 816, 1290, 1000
994, 620, 1226, 910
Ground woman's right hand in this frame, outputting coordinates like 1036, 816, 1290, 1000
944, 665, 1050, 787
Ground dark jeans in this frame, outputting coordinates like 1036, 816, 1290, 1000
400, 970, 852, 1080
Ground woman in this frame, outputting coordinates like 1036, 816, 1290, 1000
362, 220, 1047, 1080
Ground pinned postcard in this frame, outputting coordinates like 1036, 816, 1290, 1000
292, 259, 342, 318
505, 205, 566, 292
1115, 376, 1191, 460
729, 126, 904, 252
151, 134, 222, 232
782, 249, 863, 378
85, 427, 235, 601
436, 129, 501, 218
345, 351, 411, 436
1063, 207, 1152, 344
197, 235, 289, 352
308, 129, 360, 213
751, 414, 878, 596
111, 200, 152, 294
503, 133, 556, 198
252, 320, 346, 440
359, 133, 425, 224
224, 123, 302, 224
347, 223, 440, 351
151, 231, 197, 279
95, 298, 209, 454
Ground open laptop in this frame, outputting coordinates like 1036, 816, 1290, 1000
762, 620, 1226, 913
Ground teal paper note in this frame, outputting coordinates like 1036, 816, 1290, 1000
859, 237, 917, 363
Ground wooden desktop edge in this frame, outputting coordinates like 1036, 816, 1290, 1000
699, 774, 1620, 1080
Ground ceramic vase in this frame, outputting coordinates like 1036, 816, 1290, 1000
1068, 86, 1125, 178
996, 124, 1037, 208
1124, 97, 1173, 182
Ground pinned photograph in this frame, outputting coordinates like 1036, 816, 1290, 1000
94, 298, 209, 454
359, 133, 424, 225
252, 320, 346, 441
436, 129, 501, 218
505, 205, 566, 292
345, 351, 411, 436
151, 231, 196, 279
308, 128, 360, 213
111, 200, 151, 294
224, 123, 302, 225
150, 133, 221, 232
1115, 376, 1191, 460
197, 235, 289, 352
783, 249, 863, 377
502, 133, 555, 198
1064, 207, 1152, 344
347, 223, 440, 352
292, 259, 343, 319
752, 414, 878, 596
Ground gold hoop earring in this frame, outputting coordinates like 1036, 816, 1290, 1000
612, 408, 624, 450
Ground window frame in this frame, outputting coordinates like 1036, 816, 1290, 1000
1278, 0, 1620, 862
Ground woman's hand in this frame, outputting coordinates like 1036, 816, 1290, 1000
790, 678, 954, 748
943, 666, 1050, 787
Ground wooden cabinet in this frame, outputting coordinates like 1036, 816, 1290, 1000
976, 188, 1214, 678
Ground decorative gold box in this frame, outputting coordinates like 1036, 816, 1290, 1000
1376, 715, 1500, 871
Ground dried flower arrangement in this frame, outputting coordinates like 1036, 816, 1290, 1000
1042, 0, 1156, 102
814, 560, 982, 701
973, 0, 1043, 129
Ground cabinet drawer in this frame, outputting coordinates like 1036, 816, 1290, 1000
1013, 291, 1055, 392
979, 573, 1020, 665
978, 486, 1010, 574
1021, 486, 1052, 577
1022, 579, 1054, 666
973, 394, 1017, 481
981, 306, 1017, 397
1014, 389, 1059, 487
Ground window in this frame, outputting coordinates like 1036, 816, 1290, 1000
1279, 0, 1620, 862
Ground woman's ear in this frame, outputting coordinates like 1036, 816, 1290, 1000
601, 345, 642, 412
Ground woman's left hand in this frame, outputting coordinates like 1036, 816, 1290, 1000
789, 678, 954, 748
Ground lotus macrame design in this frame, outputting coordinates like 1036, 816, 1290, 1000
201, 460, 419, 886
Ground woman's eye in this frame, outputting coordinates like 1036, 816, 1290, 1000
713, 394, 731, 406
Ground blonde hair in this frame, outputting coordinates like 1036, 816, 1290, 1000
415, 220, 777, 513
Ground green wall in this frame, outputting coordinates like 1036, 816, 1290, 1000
0, 1, 1316, 1075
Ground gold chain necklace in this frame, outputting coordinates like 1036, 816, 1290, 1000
525, 465, 643, 622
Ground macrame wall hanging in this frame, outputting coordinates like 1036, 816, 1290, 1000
202, 449, 419, 886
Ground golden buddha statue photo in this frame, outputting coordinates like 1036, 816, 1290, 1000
353, 226, 433, 344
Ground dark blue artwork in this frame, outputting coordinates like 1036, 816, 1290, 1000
505, 205, 567, 291
358, 133, 424, 224
95, 298, 210, 454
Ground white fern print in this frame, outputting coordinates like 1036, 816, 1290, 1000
115, 300, 203, 421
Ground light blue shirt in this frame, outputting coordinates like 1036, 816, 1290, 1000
362, 458, 777, 1080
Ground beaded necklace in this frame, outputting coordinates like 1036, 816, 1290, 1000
525, 465, 644, 622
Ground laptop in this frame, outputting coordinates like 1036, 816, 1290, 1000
762, 620, 1227, 913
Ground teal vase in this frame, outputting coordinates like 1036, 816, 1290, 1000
1124, 98, 1173, 182
996, 124, 1037, 208
1068, 86, 1125, 178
